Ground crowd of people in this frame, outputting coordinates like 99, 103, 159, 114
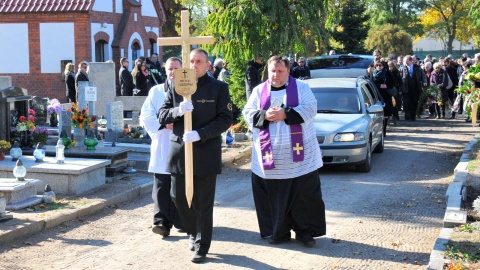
365, 50, 480, 129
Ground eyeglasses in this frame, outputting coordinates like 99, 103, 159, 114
376, 64, 383, 67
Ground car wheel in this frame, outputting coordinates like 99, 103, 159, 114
373, 132, 384, 153
356, 142, 371, 173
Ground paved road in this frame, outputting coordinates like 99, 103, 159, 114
0, 117, 476, 270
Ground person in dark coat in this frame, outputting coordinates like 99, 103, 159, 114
291, 57, 311, 80
64, 62, 76, 103
388, 61, 403, 122
158, 48, 232, 263
119, 57, 134, 96
132, 60, 149, 96
75, 61, 89, 99
443, 58, 460, 118
431, 62, 449, 119
372, 61, 395, 136
245, 56, 263, 101
401, 55, 424, 121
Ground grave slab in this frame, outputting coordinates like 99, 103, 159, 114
0, 179, 43, 205
443, 210, 467, 228
0, 156, 111, 195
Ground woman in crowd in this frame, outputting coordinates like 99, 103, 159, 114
430, 62, 449, 119
64, 62, 76, 103
422, 61, 436, 118
372, 61, 395, 136
132, 60, 149, 96
388, 61, 402, 123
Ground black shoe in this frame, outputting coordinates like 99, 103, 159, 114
152, 224, 170, 237
188, 235, 195, 251
295, 234, 316, 247
191, 252, 207, 263
268, 237, 291, 245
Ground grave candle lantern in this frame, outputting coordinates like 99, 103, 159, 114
55, 139, 65, 164
9, 141, 22, 162
13, 158, 27, 181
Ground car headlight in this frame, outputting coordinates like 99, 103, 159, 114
333, 132, 365, 142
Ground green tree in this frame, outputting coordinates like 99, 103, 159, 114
161, 0, 183, 59
364, 24, 413, 56
365, 0, 426, 37
332, 0, 369, 54
204, 0, 330, 112
420, 0, 472, 54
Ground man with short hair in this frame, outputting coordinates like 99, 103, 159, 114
291, 57, 311, 79
212, 58, 224, 79
158, 48, 232, 263
149, 53, 165, 85
119, 57, 134, 96
245, 56, 263, 101
75, 61, 89, 97
243, 55, 326, 248
140, 57, 184, 238
401, 55, 424, 121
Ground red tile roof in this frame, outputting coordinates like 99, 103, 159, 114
0, 0, 94, 13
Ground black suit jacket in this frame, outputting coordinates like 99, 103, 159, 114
119, 66, 134, 96
401, 64, 423, 95
158, 73, 233, 175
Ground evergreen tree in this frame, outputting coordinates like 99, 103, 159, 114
332, 0, 369, 54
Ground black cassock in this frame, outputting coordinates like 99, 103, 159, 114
252, 169, 326, 241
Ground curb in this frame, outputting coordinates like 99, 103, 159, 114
427, 135, 478, 269
0, 145, 253, 245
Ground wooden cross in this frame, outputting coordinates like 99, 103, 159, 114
263, 151, 273, 164
293, 143, 304, 155
157, 10, 214, 208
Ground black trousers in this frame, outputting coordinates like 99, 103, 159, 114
171, 173, 217, 254
252, 170, 326, 241
403, 92, 420, 120
152, 173, 183, 230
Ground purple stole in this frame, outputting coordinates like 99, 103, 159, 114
259, 76, 304, 170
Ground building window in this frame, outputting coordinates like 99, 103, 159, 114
95, 40, 108, 62
150, 39, 157, 55
131, 42, 141, 62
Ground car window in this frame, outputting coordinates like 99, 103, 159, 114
362, 80, 381, 105
360, 86, 373, 109
311, 88, 361, 114
307, 55, 373, 70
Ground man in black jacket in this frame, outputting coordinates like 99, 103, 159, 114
75, 61, 89, 96
119, 57, 134, 96
245, 56, 263, 101
158, 48, 232, 263
401, 55, 424, 121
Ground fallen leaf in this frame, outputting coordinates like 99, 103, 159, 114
414, 261, 420, 265
353, 251, 362, 255
403, 256, 409, 260
341, 188, 347, 191
24, 242, 32, 246
358, 220, 363, 223
391, 240, 402, 246
26, 208, 34, 212
406, 203, 413, 207
332, 239, 341, 243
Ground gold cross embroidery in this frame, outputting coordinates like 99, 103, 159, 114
263, 151, 273, 163
293, 143, 304, 155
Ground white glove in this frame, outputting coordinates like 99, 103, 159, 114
183, 131, 200, 143
178, 100, 194, 116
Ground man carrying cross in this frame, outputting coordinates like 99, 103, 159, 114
158, 48, 232, 263
243, 55, 326, 247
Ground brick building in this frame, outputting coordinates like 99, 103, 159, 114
0, 0, 166, 99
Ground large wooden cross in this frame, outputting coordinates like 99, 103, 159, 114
157, 10, 214, 208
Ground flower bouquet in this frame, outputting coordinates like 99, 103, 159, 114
16, 109, 36, 132
0, 140, 11, 160
69, 103, 96, 129
32, 127, 52, 147
47, 99, 63, 127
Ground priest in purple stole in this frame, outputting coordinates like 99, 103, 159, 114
243, 55, 326, 247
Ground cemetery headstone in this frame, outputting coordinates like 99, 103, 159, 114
59, 110, 72, 137
88, 62, 116, 118
30, 96, 48, 126
105, 101, 124, 142
77, 81, 96, 115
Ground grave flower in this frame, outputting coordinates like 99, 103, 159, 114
16, 109, 36, 132
47, 99, 63, 114
69, 102, 95, 129
0, 140, 11, 156
32, 127, 51, 146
